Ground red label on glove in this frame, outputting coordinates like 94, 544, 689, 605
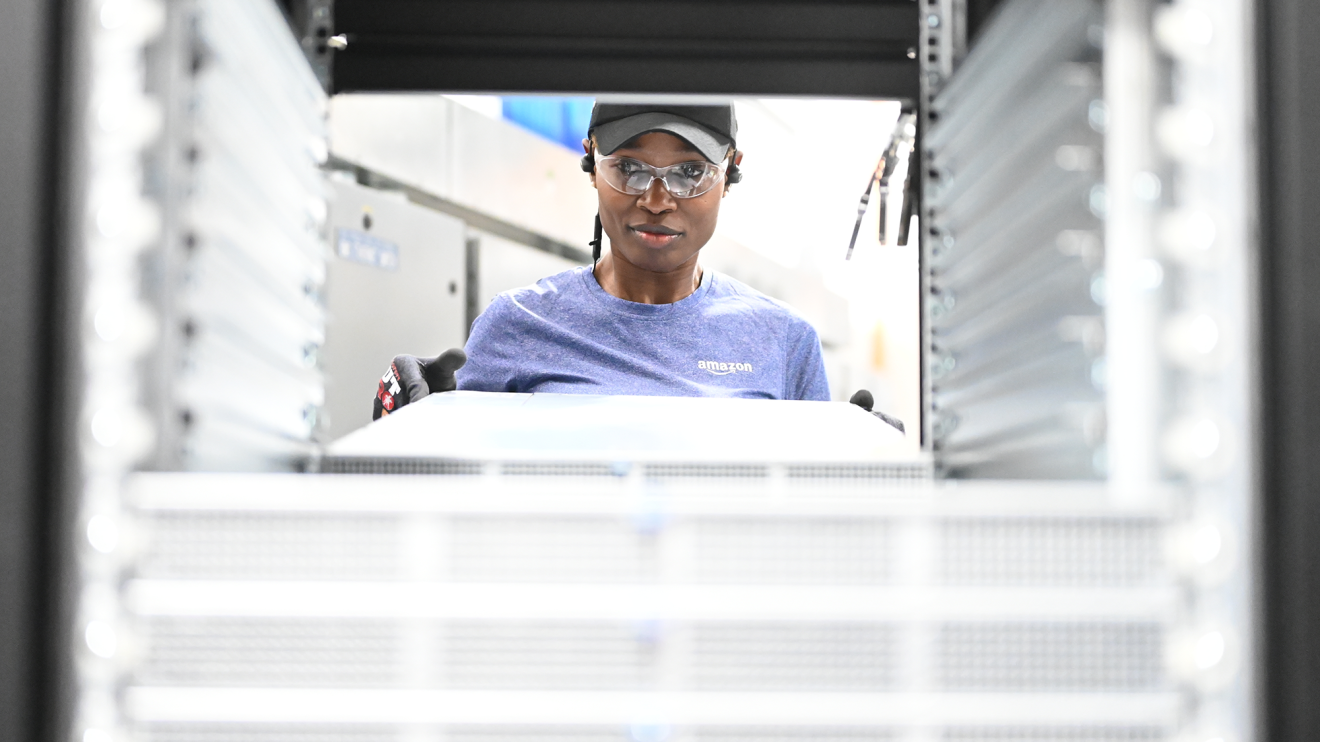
375, 364, 403, 416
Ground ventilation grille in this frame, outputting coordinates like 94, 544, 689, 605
501, 462, 622, 477
131, 617, 896, 691
692, 519, 892, 584
444, 729, 627, 742
693, 729, 897, 742
938, 519, 1163, 586
450, 516, 660, 584
786, 463, 931, 484
136, 512, 1167, 587
131, 616, 1161, 694
940, 729, 1167, 742
935, 623, 1165, 691
319, 457, 485, 475
645, 463, 770, 480
135, 618, 402, 687
442, 621, 659, 690
135, 725, 398, 742
316, 458, 933, 484
137, 512, 404, 581
691, 623, 896, 691
133, 725, 1167, 742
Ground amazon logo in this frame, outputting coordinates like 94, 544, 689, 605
698, 360, 754, 376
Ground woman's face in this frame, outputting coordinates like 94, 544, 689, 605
589, 132, 730, 274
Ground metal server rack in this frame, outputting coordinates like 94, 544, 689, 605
922, 0, 1106, 479
141, 0, 330, 471
72, 0, 329, 736
65, 2, 1259, 742
920, 1, 1259, 742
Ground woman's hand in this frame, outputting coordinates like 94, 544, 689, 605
372, 349, 467, 420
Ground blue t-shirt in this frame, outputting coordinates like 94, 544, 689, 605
457, 266, 830, 401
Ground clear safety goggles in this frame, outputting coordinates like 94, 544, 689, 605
596, 155, 727, 199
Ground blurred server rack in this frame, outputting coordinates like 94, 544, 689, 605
62, 0, 1263, 742
920, 1, 1260, 742
72, 0, 329, 738
922, 0, 1107, 479
142, 0, 329, 471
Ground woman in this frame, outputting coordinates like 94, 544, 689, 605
374, 102, 829, 418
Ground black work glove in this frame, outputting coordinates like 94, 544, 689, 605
849, 389, 905, 434
372, 348, 467, 421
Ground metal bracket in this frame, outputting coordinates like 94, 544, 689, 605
298, 0, 334, 92
918, 0, 967, 128
917, 0, 966, 455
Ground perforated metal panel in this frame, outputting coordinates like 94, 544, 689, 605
449, 516, 660, 584
137, 512, 405, 581
443, 730, 628, 742
692, 520, 893, 585
935, 622, 1165, 691
692, 729, 896, 742
442, 621, 659, 690
132, 725, 1170, 742
940, 729, 1165, 742
113, 472, 1181, 740
937, 518, 1163, 586
690, 623, 897, 691
135, 725, 399, 742
135, 618, 405, 687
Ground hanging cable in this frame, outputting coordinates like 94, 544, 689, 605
590, 213, 602, 262
845, 161, 884, 260
846, 112, 917, 260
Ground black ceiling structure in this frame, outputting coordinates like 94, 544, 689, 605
328, 0, 920, 99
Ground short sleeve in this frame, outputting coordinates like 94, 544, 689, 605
784, 321, 831, 401
456, 295, 523, 392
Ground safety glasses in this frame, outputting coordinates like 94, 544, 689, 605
596, 156, 726, 199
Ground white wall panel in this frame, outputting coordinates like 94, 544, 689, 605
322, 179, 467, 441
472, 229, 582, 314
328, 94, 454, 197
330, 94, 597, 251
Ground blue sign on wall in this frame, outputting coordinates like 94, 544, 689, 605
501, 97, 595, 152
336, 228, 399, 271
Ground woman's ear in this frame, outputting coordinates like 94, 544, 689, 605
724, 149, 744, 194
580, 138, 597, 188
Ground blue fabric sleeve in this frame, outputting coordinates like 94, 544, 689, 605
456, 296, 522, 392
785, 322, 832, 401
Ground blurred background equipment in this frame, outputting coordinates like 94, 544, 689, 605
0, 0, 1301, 740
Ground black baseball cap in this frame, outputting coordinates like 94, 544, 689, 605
588, 103, 738, 164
